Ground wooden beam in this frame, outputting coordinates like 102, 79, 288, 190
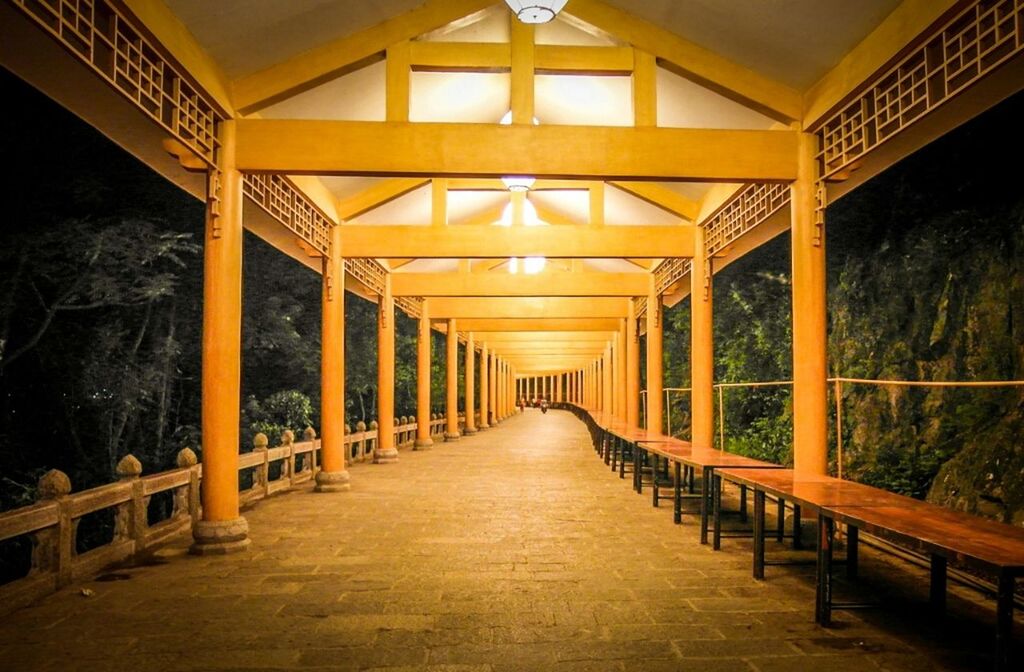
427, 297, 629, 319
386, 40, 410, 122
481, 332, 615, 343
409, 41, 510, 72
510, 13, 535, 124
337, 224, 694, 258
231, 0, 495, 112
337, 178, 429, 220
608, 181, 699, 220
453, 318, 620, 332
391, 272, 649, 296
632, 48, 657, 126
447, 178, 589, 191
235, 120, 799, 181
535, 45, 634, 75
431, 178, 448, 226
407, 42, 634, 75
564, 0, 801, 122
589, 182, 605, 226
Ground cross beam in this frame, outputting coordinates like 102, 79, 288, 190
340, 225, 693, 258
452, 319, 620, 332
426, 297, 629, 319
234, 120, 798, 182
391, 272, 649, 296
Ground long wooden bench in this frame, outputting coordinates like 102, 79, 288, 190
713, 467, 1024, 671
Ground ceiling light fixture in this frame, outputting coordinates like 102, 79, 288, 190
503, 0, 568, 24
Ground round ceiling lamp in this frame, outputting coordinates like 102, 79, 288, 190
503, 1, 568, 24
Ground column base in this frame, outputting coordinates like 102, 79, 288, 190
414, 437, 434, 450
444, 432, 461, 442
190, 517, 250, 556
374, 447, 399, 464
478, 423, 489, 431
314, 469, 351, 493
463, 427, 477, 435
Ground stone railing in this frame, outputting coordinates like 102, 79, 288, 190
0, 412, 467, 616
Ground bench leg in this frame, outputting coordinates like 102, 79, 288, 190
777, 497, 785, 543
739, 484, 748, 522
712, 474, 722, 550
929, 554, 947, 616
652, 456, 659, 507
609, 436, 616, 469
699, 467, 712, 545
995, 572, 1015, 672
846, 525, 858, 580
816, 513, 834, 626
673, 462, 682, 524
792, 504, 802, 550
753, 489, 766, 579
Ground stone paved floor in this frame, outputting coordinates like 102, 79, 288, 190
0, 410, 1013, 671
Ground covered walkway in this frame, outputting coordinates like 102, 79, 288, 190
0, 411, 995, 671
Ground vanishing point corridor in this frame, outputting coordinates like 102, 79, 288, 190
0, 411, 996, 671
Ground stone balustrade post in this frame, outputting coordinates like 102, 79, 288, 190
115, 454, 146, 552
32, 469, 72, 587
369, 420, 379, 460
252, 433, 269, 495
175, 448, 199, 526
279, 430, 294, 492
344, 424, 352, 466
356, 421, 367, 461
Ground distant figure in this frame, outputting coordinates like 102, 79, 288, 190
540, 398, 549, 414
520, 397, 526, 413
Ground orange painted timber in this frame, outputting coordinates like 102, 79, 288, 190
646, 279, 663, 433
691, 225, 714, 448
319, 225, 347, 474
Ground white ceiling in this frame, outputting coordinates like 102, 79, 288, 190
165, 0, 424, 78
602, 0, 903, 89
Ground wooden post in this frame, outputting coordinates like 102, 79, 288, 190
375, 274, 398, 463
792, 132, 828, 475
446, 319, 461, 440
464, 332, 477, 434
317, 224, 351, 490
415, 305, 433, 449
691, 225, 715, 448
646, 278, 663, 433
192, 121, 249, 555
479, 343, 490, 429
626, 301, 640, 426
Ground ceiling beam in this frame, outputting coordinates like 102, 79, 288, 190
338, 224, 693, 258
426, 297, 629, 319
234, 120, 799, 182
407, 42, 635, 76
608, 181, 700, 221
337, 177, 429, 220
231, 0, 495, 113
450, 318, 620, 332
479, 332, 615, 343
563, 0, 801, 123
391, 272, 649, 297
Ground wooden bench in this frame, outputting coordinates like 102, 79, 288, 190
713, 467, 1024, 671
640, 443, 784, 544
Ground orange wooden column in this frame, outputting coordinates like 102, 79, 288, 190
479, 343, 490, 429
464, 332, 477, 434
691, 225, 715, 448
446, 319, 460, 440
489, 354, 497, 424
192, 121, 249, 555
626, 300, 640, 426
616, 319, 627, 420
415, 305, 433, 450
315, 224, 351, 492
598, 344, 606, 411
792, 132, 828, 475
646, 279, 663, 433
375, 274, 398, 463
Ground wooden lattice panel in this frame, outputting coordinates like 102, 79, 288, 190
654, 257, 692, 295
242, 174, 332, 256
395, 296, 423, 318
704, 183, 791, 257
818, 0, 1024, 178
11, 0, 223, 164
346, 258, 386, 296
